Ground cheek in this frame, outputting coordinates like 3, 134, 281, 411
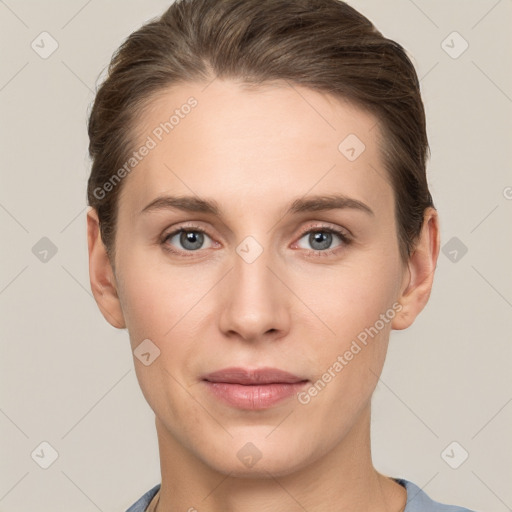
296, 256, 400, 342
294, 250, 402, 395
116, 257, 210, 414
115, 247, 207, 342
292, 268, 399, 441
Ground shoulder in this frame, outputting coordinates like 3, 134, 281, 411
397, 478, 479, 512
125, 483, 161, 512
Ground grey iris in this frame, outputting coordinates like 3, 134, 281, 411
181, 231, 204, 250
310, 232, 332, 250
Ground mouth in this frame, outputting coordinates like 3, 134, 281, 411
202, 367, 309, 410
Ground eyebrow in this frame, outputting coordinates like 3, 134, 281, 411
140, 195, 221, 216
288, 194, 374, 216
140, 193, 374, 217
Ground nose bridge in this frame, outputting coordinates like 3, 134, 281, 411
218, 239, 290, 340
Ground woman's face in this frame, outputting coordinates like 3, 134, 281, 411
105, 80, 412, 476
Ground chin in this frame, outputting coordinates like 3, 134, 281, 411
201, 434, 314, 479
211, 454, 309, 479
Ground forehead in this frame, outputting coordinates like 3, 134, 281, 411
118, 79, 392, 220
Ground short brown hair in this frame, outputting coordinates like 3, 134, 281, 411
87, 0, 434, 264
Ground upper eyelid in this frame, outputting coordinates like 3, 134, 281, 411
298, 224, 350, 237
163, 222, 349, 238
164, 223, 209, 236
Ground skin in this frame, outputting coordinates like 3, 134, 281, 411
87, 79, 440, 512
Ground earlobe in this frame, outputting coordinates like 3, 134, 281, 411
392, 207, 440, 331
86, 207, 126, 329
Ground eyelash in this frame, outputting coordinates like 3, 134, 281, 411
160, 223, 352, 258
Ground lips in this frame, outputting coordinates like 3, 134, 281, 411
202, 367, 307, 385
202, 367, 309, 410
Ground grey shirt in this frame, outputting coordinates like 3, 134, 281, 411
125, 478, 479, 511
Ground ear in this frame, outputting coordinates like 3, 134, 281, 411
86, 207, 126, 329
392, 207, 440, 330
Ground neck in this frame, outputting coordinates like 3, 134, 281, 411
153, 404, 406, 512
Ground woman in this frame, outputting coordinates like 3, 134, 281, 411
86, 0, 478, 510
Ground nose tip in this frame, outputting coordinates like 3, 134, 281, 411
217, 253, 290, 342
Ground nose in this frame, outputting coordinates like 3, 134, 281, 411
217, 245, 291, 343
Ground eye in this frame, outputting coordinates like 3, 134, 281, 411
163, 227, 214, 252
295, 227, 350, 252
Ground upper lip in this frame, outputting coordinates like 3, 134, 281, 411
202, 367, 308, 385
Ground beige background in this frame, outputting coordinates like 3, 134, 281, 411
1, 1, 511, 511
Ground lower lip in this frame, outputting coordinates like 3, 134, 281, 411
203, 381, 309, 410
